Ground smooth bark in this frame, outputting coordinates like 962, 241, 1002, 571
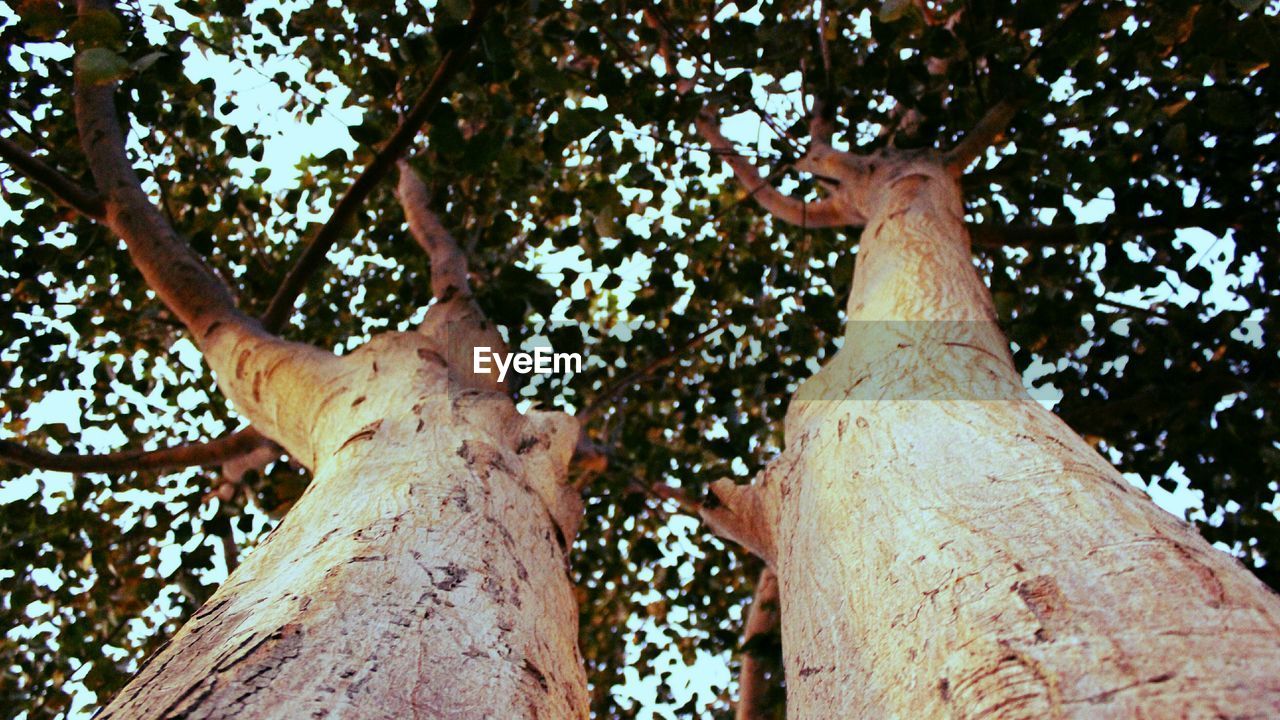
704, 146, 1280, 717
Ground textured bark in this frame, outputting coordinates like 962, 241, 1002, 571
705, 146, 1280, 717
72, 4, 591, 713
98, 327, 590, 719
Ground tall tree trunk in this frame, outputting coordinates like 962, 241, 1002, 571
69, 17, 592, 710
704, 153, 1280, 717
97, 325, 590, 719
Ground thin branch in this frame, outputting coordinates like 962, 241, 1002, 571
808, 97, 835, 149
579, 316, 732, 421
695, 109, 848, 228
395, 160, 470, 300
968, 220, 1076, 248
946, 1, 1083, 175
0, 135, 107, 220
258, 0, 498, 332
1095, 296, 1169, 320
629, 478, 701, 518
0, 428, 273, 475
944, 98, 1023, 174
817, 1, 832, 87
736, 568, 780, 720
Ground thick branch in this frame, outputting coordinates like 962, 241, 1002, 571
701, 478, 777, 565
0, 136, 106, 220
396, 160, 470, 300
258, 0, 498, 332
72, 2, 349, 469
944, 99, 1023, 174
737, 568, 781, 720
695, 110, 848, 229
0, 428, 273, 475
73, 0, 242, 333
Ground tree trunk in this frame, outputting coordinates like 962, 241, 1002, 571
705, 154, 1280, 717
98, 326, 590, 719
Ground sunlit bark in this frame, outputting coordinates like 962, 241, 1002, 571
704, 143, 1280, 717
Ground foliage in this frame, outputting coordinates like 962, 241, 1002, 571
1, 0, 1277, 718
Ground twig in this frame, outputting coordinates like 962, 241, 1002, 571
579, 316, 733, 421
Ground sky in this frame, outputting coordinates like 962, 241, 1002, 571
0, 1, 1271, 718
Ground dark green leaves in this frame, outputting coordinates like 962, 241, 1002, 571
74, 48, 130, 85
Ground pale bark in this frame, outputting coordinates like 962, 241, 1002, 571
98, 331, 589, 719
397, 160, 471, 301
71, 3, 591, 715
693, 110, 853, 229
704, 142, 1280, 716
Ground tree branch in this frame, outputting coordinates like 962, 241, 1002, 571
0, 136, 107, 220
630, 478, 702, 518
73, 0, 243, 334
640, 7, 850, 229
736, 568, 780, 720
0, 428, 274, 475
695, 109, 848, 229
579, 316, 732, 421
258, 0, 498, 332
395, 160, 470, 300
968, 207, 1235, 248
70, 1, 374, 470
944, 99, 1023, 174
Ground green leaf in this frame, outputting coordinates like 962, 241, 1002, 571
67, 8, 122, 48
16, 0, 65, 40
131, 51, 167, 73
879, 0, 913, 23
348, 118, 383, 146
75, 48, 130, 85
1206, 89, 1253, 129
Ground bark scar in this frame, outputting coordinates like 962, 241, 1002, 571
338, 420, 383, 453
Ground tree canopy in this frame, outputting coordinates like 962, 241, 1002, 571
1, 0, 1277, 717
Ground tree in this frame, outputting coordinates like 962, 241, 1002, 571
657, 2, 1280, 715
2, 0, 1279, 718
